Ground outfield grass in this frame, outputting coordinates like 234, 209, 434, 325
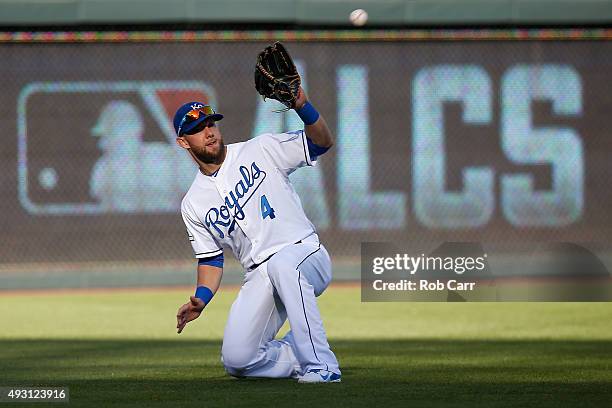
1, 286, 611, 407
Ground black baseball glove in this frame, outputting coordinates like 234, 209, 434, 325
254, 42, 301, 110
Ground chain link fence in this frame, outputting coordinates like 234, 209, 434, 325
1, 33, 611, 286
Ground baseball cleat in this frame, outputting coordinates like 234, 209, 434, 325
298, 369, 341, 383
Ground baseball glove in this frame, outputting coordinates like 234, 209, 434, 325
254, 42, 301, 111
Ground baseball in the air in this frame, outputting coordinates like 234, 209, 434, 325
349, 9, 368, 26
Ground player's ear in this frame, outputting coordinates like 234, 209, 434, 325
176, 137, 189, 149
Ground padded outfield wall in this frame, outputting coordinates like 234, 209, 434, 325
0, 30, 611, 286
1, 0, 612, 26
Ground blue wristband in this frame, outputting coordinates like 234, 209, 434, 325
296, 101, 320, 125
195, 286, 214, 305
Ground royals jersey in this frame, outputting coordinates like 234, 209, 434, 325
181, 130, 317, 269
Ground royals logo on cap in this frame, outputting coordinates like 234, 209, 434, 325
173, 102, 224, 136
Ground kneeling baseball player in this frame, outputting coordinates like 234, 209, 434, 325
175, 43, 341, 383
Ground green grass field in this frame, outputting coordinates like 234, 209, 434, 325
1, 286, 611, 407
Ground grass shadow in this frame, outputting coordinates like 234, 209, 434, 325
0, 339, 610, 407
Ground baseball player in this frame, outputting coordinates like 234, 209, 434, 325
173, 82, 341, 383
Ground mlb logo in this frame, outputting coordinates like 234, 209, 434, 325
17, 81, 217, 215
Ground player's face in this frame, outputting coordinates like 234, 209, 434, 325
181, 119, 225, 164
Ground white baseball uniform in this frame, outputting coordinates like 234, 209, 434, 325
181, 129, 340, 378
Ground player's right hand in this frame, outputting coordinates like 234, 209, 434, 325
176, 296, 205, 334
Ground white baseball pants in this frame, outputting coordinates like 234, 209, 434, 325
221, 235, 340, 378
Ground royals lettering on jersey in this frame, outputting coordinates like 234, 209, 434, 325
204, 162, 266, 239
181, 130, 318, 269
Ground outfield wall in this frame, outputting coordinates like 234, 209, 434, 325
0, 30, 610, 267
1, 0, 612, 26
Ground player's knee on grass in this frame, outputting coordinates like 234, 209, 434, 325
222, 362, 246, 378
221, 341, 258, 374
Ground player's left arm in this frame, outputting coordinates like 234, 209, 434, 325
294, 86, 334, 149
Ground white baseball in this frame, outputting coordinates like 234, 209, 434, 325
349, 9, 368, 26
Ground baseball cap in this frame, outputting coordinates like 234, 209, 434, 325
173, 102, 224, 136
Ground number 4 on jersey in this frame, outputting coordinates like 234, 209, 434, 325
260, 195, 276, 219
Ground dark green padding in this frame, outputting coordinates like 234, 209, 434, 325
0, 0, 610, 26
